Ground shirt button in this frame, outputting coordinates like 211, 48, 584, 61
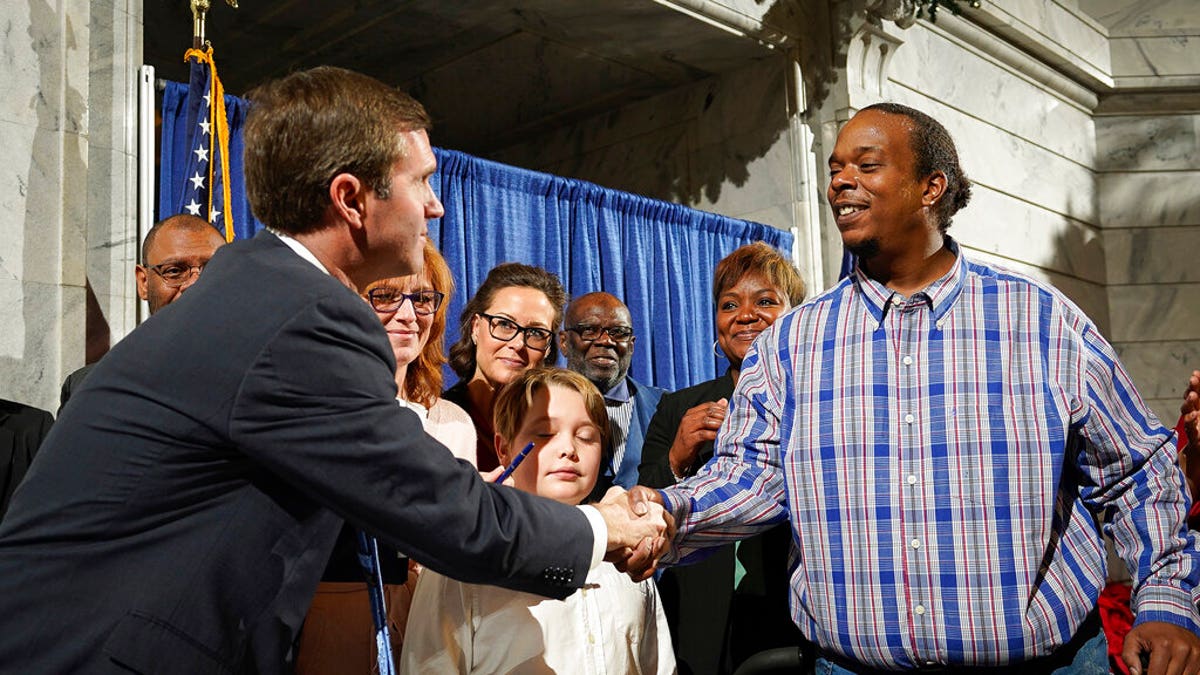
935, 320, 944, 330
588, 634, 596, 644
915, 604, 926, 616
902, 356, 913, 366
892, 296, 904, 306
904, 413, 914, 424
911, 538, 921, 549
906, 474, 917, 485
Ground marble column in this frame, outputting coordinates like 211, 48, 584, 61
0, 0, 141, 414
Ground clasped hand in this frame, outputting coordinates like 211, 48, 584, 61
595, 486, 674, 582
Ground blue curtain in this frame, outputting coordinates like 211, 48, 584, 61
431, 149, 792, 391
159, 88, 793, 390
159, 76, 261, 239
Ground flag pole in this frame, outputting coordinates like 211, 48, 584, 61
190, 0, 209, 50
190, 0, 239, 50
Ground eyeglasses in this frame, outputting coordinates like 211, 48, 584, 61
566, 325, 634, 343
145, 262, 208, 288
367, 288, 445, 315
477, 313, 553, 352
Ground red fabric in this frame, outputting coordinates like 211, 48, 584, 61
1099, 582, 1134, 675
1177, 416, 1200, 529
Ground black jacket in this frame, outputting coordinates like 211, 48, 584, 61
0, 399, 52, 521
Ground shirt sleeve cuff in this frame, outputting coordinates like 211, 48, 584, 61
578, 505, 607, 570
1132, 583, 1200, 633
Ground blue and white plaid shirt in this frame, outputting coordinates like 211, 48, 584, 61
662, 239, 1200, 670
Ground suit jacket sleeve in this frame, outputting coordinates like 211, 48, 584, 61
227, 291, 592, 598
638, 394, 683, 489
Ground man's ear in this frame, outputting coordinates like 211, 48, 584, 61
135, 265, 149, 301
922, 171, 947, 209
494, 433, 510, 466
558, 330, 569, 354
328, 173, 367, 230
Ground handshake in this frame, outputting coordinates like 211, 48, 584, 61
595, 486, 674, 581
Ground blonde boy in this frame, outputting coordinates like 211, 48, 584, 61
401, 368, 675, 674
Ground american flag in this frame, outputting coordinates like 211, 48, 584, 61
176, 46, 234, 242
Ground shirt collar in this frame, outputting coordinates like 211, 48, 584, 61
269, 229, 330, 276
603, 377, 631, 404
852, 236, 966, 324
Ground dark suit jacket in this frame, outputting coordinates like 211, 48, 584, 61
0, 231, 594, 674
639, 371, 801, 674
58, 362, 95, 412
0, 400, 53, 522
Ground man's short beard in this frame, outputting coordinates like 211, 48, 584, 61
846, 238, 881, 260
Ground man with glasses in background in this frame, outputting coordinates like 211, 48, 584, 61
59, 214, 226, 409
561, 292, 665, 490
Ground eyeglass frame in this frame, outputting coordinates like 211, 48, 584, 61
565, 324, 635, 343
476, 312, 554, 352
366, 288, 445, 316
142, 262, 208, 288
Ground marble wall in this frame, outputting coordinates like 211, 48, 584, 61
1097, 113, 1200, 424
0, 0, 140, 414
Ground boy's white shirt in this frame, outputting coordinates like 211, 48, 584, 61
400, 562, 676, 674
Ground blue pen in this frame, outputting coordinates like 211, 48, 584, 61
494, 442, 535, 484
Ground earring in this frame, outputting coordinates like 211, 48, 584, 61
713, 340, 725, 359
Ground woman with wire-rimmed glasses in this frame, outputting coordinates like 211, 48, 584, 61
444, 262, 567, 472
295, 239, 476, 675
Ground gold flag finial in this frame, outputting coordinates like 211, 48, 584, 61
190, 0, 238, 49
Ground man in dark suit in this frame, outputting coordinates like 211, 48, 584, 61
59, 214, 227, 409
0, 66, 668, 674
560, 292, 665, 491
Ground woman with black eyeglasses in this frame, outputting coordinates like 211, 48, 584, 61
444, 262, 568, 472
295, 239, 475, 674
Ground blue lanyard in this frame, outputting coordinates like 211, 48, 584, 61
355, 531, 396, 675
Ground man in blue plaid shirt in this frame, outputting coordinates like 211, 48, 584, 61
633, 103, 1200, 674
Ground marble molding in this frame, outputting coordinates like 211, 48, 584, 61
1110, 36, 1200, 87
966, 0, 1112, 89
1095, 114, 1199, 173
1079, 0, 1195, 34
846, 23, 906, 106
